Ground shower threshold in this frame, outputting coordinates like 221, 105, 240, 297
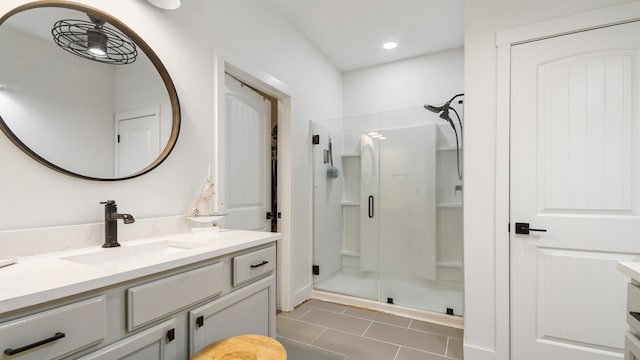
311, 289, 463, 329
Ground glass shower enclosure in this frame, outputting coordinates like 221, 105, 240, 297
312, 107, 463, 316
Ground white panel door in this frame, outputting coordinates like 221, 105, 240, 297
115, 106, 161, 177
224, 74, 271, 231
511, 21, 640, 359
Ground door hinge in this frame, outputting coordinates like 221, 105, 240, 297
117, 134, 120, 143
312, 134, 320, 145
196, 315, 204, 328
312, 265, 320, 275
266, 212, 272, 220
166, 328, 175, 342
508, 223, 510, 233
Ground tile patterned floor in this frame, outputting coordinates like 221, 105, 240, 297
276, 299, 463, 360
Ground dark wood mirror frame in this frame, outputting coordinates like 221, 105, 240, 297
0, 0, 180, 181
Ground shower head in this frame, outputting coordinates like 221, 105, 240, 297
424, 104, 446, 113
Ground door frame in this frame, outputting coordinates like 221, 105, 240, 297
495, 3, 640, 359
212, 48, 294, 312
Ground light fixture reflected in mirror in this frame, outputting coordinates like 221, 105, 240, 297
52, 15, 137, 64
147, 0, 181, 10
87, 28, 107, 56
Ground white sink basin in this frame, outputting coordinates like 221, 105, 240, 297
61, 240, 206, 268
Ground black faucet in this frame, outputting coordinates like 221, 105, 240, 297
100, 200, 135, 248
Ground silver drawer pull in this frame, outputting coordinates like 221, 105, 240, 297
250, 260, 269, 269
4, 332, 66, 355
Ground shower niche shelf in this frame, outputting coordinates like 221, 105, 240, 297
437, 145, 461, 152
341, 152, 360, 158
341, 201, 360, 206
437, 202, 462, 208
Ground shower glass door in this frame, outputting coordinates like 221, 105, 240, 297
312, 113, 380, 301
312, 107, 464, 315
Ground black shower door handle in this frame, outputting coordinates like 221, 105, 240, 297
368, 196, 374, 218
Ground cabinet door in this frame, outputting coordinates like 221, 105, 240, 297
77, 319, 176, 360
189, 274, 276, 356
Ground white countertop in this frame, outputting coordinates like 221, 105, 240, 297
0, 229, 280, 314
618, 261, 640, 282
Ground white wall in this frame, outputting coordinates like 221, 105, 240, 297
342, 47, 463, 117
463, 0, 635, 358
0, 0, 342, 309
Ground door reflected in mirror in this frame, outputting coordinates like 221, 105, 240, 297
0, 3, 180, 180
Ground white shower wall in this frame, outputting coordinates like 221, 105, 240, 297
313, 106, 464, 314
342, 49, 464, 287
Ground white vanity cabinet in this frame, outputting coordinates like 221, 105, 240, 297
0, 239, 278, 360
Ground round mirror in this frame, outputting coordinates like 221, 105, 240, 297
0, 2, 180, 180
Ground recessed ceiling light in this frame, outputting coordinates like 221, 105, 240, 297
382, 41, 397, 50
368, 132, 379, 136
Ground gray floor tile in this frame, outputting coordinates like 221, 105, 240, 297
313, 329, 399, 360
305, 299, 348, 313
410, 319, 463, 339
279, 304, 312, 319
364, 322, 448, 355
300, 308, 372, 335
278, 337, 346, 360
277, 299, 465, 360
396, 347, 451, 360
343, 307, 411, 327
276, 316, 325, 344
447, 338, 463, 359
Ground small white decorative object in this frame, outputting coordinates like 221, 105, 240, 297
187, 164, 226, 233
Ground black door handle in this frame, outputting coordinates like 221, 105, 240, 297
368, 196, 374, 218
515, 222, 547, 235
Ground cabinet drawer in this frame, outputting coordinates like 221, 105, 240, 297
0, 296, 106, 359
127, 261, 229, 331
233, 245, 276, 286
629, 283, 640, 335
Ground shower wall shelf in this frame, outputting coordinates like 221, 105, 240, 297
341, 201, 360, 206
437, 202, 462, 208
437, 145, 462, 152
437, 261, 463, 269
341, 153, 360, 158
340, 249, 360, 257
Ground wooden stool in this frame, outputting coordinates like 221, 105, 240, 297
191, 334, 287, 360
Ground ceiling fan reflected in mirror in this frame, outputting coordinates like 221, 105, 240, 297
51, 14, 137, 64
